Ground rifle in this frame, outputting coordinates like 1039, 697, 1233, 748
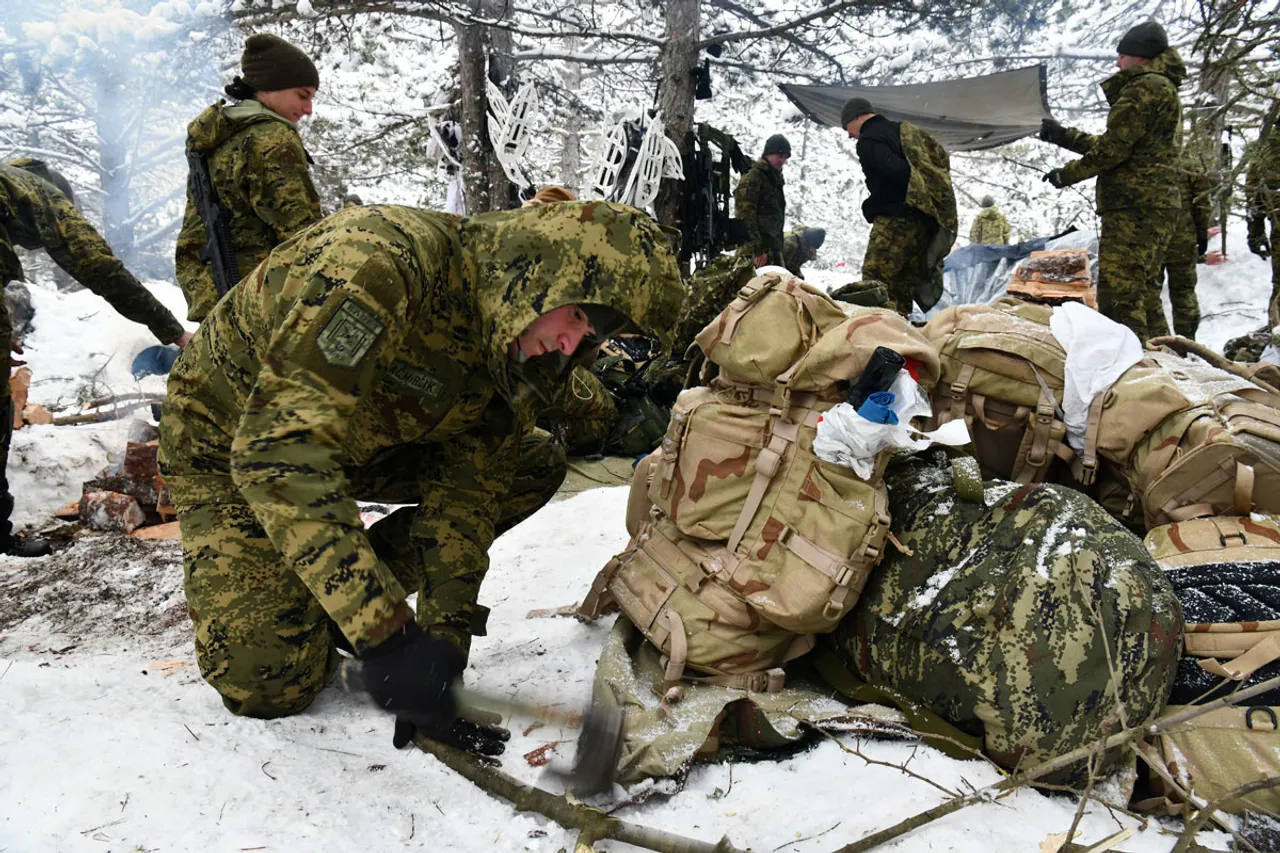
186, 150, 240, 296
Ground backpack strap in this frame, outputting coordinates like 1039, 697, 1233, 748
1158, 455, 1253, 523
946, 363, 976, 422
713, 276, 775, 350
1234, 461, 1256, 515
578, 554, 624, 621
681, 666, 791, 694
1071, 391, 1107, 486
726, 417, 803, 553
1195, 632, 1280, 681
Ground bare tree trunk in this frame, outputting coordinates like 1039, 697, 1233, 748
1189, 0, 1242, 254
653, 0, 700, 228
559, 38, 584, 195
456, 11, 493, 214
485, 0, 516, 209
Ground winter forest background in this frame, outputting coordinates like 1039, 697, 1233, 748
0, 0, 1275, 285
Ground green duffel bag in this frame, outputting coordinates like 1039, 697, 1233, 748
829, 452, 1184, 784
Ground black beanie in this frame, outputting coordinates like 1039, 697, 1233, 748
10, 157, 75, 205
240, 34, 320, 92
840, 97, 875, 128
1116, 21, 1168, 59
803, 227, 826, 250
762, 134, 791, 158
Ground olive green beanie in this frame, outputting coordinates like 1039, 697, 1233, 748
240, 34, 320, 92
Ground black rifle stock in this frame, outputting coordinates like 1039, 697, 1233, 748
186, 151, 240, 297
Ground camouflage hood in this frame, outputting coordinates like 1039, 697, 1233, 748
1100, 47, 1187, 105
185, 99, 298, 155
460, 200, 684, 405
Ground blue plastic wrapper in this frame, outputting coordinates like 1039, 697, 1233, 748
131, 344, 180, 379
857, 391, 898, 425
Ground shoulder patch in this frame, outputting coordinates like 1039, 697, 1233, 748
386, 361, 445, 399
316, 298, 384, 368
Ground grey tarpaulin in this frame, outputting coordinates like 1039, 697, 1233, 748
779, 65, 1051, 152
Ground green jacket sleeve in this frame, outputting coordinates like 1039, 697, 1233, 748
1056, 126, 1099, 157
34, 191, 185, 344
1057, 84, 1151, 186
229, 245, 418, 653
242, 125, 323, 243
735, 171, 765, 257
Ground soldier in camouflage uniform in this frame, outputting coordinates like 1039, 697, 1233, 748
1163, 150, 1212, 339
733, 135, 790, 267
1041, 21, 1186, 341
175, 34, 323, 323
832, 453, 1182, 784
781, 226, 825, 278
1247, 108, 1280, 329
842, 97, 958, 316
968, 195, 1010, 245
157, 202, 682, 747
1, 160, 190, 557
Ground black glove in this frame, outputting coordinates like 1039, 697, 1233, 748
392, 715, 510, 757
1248, 217, 1272, 259
1197, 234, 1209, 257
1039, 118, 1067, 145
361, 621, 465, 733
1042, 169, 1067, 189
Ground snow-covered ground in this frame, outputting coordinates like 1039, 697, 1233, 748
1, 229, 1274, 851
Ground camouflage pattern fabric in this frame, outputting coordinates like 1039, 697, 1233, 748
1246, 122, 1280, 325
828, 280, 890, 309
174, 99, 323, 322
1164, 152, 1212, 339
968, 207, 1010, 245
860, 212, 939, 316
782, 227, 815, 277
899, 121, 958, 291
831, 453, 1183, 784
1054, 49, 1186, 213
159, 201, 683, 716
540, 367, 618, 454
0, 164, 185, 344
733, 158, 786, 266
1224, 328, 1274, 364
1099, 208, 1175, 341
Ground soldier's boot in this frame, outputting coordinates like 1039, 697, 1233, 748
3, 535, 50, 558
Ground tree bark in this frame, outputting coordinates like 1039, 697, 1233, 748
485, 0, 517, 209
653, 0, 700, 227
456, 8, 493, 214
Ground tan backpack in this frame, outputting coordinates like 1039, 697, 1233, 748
1139, 516, 1280, 816
923, 301, 1073, 484
1081, 349, 1280, 528
579, 273, 941, 691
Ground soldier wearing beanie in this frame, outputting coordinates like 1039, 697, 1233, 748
1039, 20, 1186, 341
733, 133, 792, 267
174, 33, 323, 323
969, 194, 1010, 245
838, 97, 956, 316
782, 225, 825, 278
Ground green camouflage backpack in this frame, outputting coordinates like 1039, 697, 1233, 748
923, 300, 1075, 484
832, 452, 1183, 784
579, 273, 941, 692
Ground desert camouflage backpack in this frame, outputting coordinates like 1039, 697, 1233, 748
1082, 343, 1280, 529
579, 273, 941, 691
923, 300, 1075, 484
832, 452, 1182, 784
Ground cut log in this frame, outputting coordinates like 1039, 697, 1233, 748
80, 490, 146, 533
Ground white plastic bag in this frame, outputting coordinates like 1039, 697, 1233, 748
813, 372, 970, 479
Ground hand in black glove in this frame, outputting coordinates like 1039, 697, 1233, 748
392, 715, 511, 757
361, 621, 465, 733
1248, 219, 1272, 259
1042, 169, 1067, 189
1039, 118, 1067, 145
1197, 234, 1209, 257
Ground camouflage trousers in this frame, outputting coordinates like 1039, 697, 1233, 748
831, 454, 1182, 783
1163, 213, 1200, 339
1098, 208, 1174, 341
861, 213, 940, 317
172, 428, 566, 718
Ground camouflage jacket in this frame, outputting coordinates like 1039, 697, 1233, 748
782, 227, 814, 277
968, 207, 1010, 245
733, 158, 786, 265
1056, 49, 1187, 213
159, 202, 682, 653
1246, 122, 1280, 224
900, 122, 958, 267
0, 164, 185, 346
1178, 150, 1212, 243
174, 99, 323, 323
